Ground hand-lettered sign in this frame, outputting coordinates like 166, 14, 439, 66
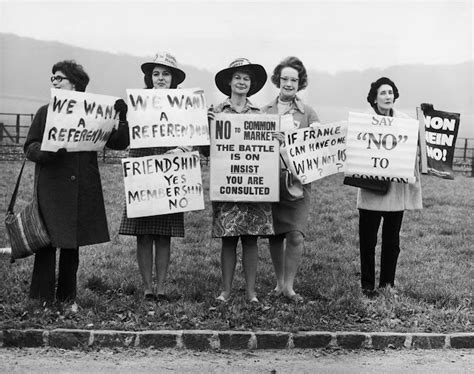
210, 113, 280, 202
122, 151, 204, 217
285, 121, 348, 183
126, 88, 210, 148
345, 112, 419, 184
41, 89, 120, 152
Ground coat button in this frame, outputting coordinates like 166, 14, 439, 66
70, 175, 76, 181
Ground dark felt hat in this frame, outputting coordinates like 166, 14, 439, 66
215, 58, 267, 97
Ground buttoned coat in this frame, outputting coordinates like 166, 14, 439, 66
24, 104, 129, 248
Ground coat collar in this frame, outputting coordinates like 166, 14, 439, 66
266, 95, 305, 114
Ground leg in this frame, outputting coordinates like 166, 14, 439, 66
282, 231, 304, 297
379, 211, 404, 288
56, 247, 79, 302
241, 236, 258, 301
136, 235, 154, 296
29, 245, 56, 303
269, 234, 285, 293
154, 235, 171, 296
219, 236, 239, 299
359, 209, 382, 291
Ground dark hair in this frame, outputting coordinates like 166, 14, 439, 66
143, 65, 179, 89
270, 56, 308, 91
227, 68, 256, 94
367, 77, 399, 110
52, 60, 89, 92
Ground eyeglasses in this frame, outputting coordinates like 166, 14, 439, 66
280, 77, 299, 83
51, 75, 69, 83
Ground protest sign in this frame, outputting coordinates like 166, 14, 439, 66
210, 113, 280, 202
41, 89, 120, 152
285, 121, 348, 183
122, 151, 204, 218
126, 88, 210, 148
345, 112, 419, 184
421, 105, 460, 179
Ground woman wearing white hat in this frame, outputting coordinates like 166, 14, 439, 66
117, 52, 189, 302
212, 58, 273, 303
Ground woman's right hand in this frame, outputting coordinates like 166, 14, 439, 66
272, 131, 285, 145
114, 99, 128, 121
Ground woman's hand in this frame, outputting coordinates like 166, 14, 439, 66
207, 105, 215, 123
272, 131, 285, 145
114, 99, 128, 122
309, 121, 321, 128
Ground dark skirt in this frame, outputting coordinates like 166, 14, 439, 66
272, 184, 311, 236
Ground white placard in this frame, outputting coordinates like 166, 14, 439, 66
345, 112, 419, 183
122, 151, 204, 218
41, 89, 120, 152
210, 113, 280, 202
126, 88, 210, 148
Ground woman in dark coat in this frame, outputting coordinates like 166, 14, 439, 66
24, 60, 129, 304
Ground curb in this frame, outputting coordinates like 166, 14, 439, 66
2, 329, 473, 350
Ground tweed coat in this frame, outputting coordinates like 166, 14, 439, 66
24, 104, 129, 248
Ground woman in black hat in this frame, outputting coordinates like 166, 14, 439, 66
116, 52, 189, 302
212, 58, 273, 303
262, 56, 320, 303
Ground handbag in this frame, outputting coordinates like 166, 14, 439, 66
5, 159, 50, 262
279, 154, 304, 201
343, 176, 389, 194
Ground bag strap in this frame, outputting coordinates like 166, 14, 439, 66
279, 153, 289, 169
7, 158, 27, 214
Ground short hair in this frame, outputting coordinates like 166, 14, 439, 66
270, 56, 308, 91
52, 60, 89, 92
143, 65, 179, 89
367, 77, 400, 110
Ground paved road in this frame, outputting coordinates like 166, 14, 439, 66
0, 348, 472, 373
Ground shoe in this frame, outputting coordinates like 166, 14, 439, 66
284, 293, 304, 304
156, 294, 171, 302
144, 293, 157, 302
248, 296, 260, 304
267, 289, 283, 299
216, 294, 230, 303
362, 289, 378, 299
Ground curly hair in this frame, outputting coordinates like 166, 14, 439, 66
367, 77, 399, 110
52, 60, 89, 92
143, 65, 179, 89
270, 56, 308, 91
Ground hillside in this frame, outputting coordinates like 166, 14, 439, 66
1, 33, 473, 136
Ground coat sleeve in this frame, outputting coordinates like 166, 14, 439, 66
306, 105, 320, 124
105, 120, 130, 150
24, 105, 59, 164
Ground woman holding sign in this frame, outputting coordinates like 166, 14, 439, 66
262, 56, 320, 303
24, 60, 129, 304
212, 58, 273, 303
118, 52, 189, 302
357, 77, 422, 298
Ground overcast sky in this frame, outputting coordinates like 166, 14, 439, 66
0, 0, 472, 73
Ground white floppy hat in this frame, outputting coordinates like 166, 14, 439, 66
141, 51, 186, 85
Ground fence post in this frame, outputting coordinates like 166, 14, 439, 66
16, 114, 20, 143
463, 138, 468, 161
0, 123, 3, 142
102, 148, 106, 163
471, 148, 474, 178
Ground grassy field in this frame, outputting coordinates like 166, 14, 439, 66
0, 160, 472, 333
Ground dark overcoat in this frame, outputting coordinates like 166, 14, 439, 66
24, 104, 129, 248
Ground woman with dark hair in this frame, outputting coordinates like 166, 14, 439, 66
24, 60, 129, 305
117, 52, 189, 302
212, 58, 273, 303
358, 77, 422, 298
262, 56, 320, 303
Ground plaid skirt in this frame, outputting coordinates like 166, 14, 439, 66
118, 146, 185, 237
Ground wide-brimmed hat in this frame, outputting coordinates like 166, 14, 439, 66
215, 58, 267, 97
141, 51, 186, 85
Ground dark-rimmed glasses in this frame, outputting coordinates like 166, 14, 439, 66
51, 75, 69, 83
